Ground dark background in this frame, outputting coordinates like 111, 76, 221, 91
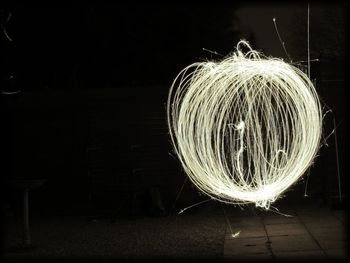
1, 1, 348, 218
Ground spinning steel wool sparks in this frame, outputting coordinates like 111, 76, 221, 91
167, 40, 322, 209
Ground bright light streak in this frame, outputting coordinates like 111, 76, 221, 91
231, 231, 241, 238
167, 40, 322, 209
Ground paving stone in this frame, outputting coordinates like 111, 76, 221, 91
229, 216, 263, 227
307, 226, 347, 241
300, 215, 342, 227
274, 249, 327, 260
224, 205, 348, 260
270, 234, 319, 252
226, 208, 258, 218
315, 237, 348, 250
259, 208, 297, 217
324, 248, 348, 259
262, 215, 299, 225
331, 210, 347, 225
224, 252, 273, 261
224, 236, 269, 256
266, 223, 308, 236
295, 207, 331, 217
225, 225, 266, 239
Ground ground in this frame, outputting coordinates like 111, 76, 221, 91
2, 197, 348, 261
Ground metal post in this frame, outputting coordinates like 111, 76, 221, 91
23, 188, 31, 246
333, 117, 342, 202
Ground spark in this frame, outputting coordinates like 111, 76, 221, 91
231, 231, 241, 238
167, 40, 322, 209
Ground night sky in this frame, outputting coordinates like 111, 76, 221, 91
2, 2, 348, 88
2, 3, 243, 90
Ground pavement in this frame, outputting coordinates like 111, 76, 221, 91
223, 200, 348, 261
1, 197, 348, 261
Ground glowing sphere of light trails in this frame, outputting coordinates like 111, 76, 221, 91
167, 40, 322, 209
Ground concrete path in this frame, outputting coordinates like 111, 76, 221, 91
223, 203, 347, 261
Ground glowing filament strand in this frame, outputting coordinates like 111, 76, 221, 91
167, 40, 322, 209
